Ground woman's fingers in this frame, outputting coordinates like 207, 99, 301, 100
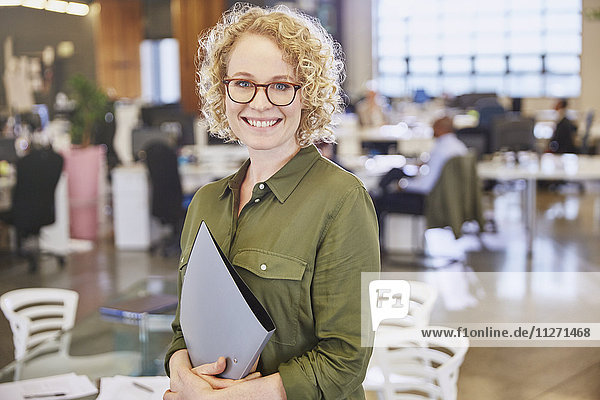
243, 372, 262, 381
192, 356, 227, 376
200, 371, 262, 389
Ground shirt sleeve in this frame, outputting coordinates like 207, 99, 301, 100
278, 185, 381, 399
164, 263, 187, 377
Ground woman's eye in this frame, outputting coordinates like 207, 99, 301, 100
235, 80, 253, 88
273, 83, 292, 91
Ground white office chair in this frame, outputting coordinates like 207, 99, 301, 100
0, 288, 79, 360
379, 280, 438, 328
366, 326, 469, 400
1, 288, 143, 381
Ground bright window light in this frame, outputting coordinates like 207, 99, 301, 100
22, 0, 45, 9
375, 0, 582, 97
66, 1, 88, 16
45, 0, 67, 12
0, 1, 22, 6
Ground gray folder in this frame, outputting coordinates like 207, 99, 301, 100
180, 221, 276, 379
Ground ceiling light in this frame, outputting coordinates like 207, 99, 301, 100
45, 0, 67, 12
65, 1, 88, 16
22, 0, 45, 9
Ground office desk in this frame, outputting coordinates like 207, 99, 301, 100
0, 277, 176, 390
478, 153, 600, 254
336, 123, 434, 157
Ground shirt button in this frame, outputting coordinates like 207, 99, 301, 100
260, 264, 267, 271
258, 183, 265, 190
254, 198, 260, 203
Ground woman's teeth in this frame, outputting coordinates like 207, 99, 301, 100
246, 119, 278, 128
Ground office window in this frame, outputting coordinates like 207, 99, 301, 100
374, 0, 582, 98
140, 38, 181, 104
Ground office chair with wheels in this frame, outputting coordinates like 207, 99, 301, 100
0, 147, 65, 272
143, 141, 185, 257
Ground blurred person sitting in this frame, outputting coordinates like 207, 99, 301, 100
373, 116, 468, 229
355, 81, 390, 128
404, 116, 469, 194
549, 98, 578, 154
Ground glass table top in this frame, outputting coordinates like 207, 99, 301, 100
0, 276, 177, 392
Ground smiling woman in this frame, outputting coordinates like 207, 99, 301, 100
197, 4, 344, 147
223, 33, 303, 158
164, 4, 380, 400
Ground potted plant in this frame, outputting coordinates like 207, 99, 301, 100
64, 74, 109, 241
68, 74, 109, 147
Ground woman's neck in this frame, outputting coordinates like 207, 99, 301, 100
245, 146, 301, 185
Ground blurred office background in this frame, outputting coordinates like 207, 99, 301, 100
1, 0, 600, 399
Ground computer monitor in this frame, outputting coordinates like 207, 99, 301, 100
0, 137, 18, 163
131, 127, 178, 161
140, 104, 195, 146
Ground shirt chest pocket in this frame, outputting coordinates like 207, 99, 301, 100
233, 249, 307, 347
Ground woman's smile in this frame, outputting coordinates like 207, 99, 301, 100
242, 117, 282, 129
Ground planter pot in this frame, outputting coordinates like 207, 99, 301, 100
62, 145, 105, 240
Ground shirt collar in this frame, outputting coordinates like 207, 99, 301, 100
220, 158, 250, 199
220, 145, 321, 203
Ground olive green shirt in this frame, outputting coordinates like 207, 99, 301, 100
165, 145, 380, 399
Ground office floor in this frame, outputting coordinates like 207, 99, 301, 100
1, 185, 600, 399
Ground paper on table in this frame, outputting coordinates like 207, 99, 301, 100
96, 375, 170, 400
0, 372, 98, 399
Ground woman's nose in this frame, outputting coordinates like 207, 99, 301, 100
249, 87, 272, 111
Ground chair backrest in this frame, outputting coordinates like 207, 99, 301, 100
12, 148, 64, 235
0, 288, 78, 360
380, 281, 438, 328
490, 115, 536, 153
143, 141, 183, 223
374, 325, 469, 400
425, 154, 484, 238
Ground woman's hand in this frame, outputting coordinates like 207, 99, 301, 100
193, 356, 261, 389
163, 349, 218, 399
192, 357, 261, 389
164, 350, 262, 399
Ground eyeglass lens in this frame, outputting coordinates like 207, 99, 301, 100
226, 79, 297, 106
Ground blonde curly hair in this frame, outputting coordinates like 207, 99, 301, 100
197, 3, 345, 146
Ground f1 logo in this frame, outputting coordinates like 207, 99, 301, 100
369, 280, 411, 331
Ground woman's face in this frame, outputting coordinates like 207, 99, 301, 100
225, 34, 302, 156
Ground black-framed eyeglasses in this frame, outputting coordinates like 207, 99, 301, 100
223, 78, 301, 107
